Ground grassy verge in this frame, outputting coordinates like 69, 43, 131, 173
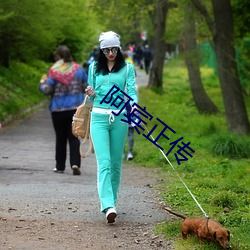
128, 59, 250, 250
0, 60, 50, 125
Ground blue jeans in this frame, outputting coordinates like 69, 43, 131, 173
90, 111, 128, 212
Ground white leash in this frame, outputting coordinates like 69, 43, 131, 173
143, 124, 209, 218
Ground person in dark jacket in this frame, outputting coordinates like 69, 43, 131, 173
143, 44, 152, 74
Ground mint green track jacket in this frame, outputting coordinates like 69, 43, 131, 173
87, 62, 138, 108
87, 61, 138, 212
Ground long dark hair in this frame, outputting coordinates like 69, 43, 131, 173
95, 48, 126, 75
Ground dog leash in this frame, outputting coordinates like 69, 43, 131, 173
142, 124, 209, 218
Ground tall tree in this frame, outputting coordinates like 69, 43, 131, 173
148, 0, 176, 89
191, 0, 250, 134
184, 1, 218, 114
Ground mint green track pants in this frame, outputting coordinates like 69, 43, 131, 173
90, 111, 128, 212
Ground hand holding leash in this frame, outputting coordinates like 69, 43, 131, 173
85, 86, 96, 97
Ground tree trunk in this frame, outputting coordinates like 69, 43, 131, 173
184, 4, 218, 114
147, 0, 168, 89
212, 0, 250, 134
191, 0, 250, 134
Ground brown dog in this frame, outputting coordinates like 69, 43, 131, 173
162, 207, 231, 249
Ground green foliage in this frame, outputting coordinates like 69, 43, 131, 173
210, 191, 238, 209
0, 0, 100, 66
165, 2, 184, 44
236, 37, 250, 95
164, 0, 213, 45
232, 0, 250, 39
199, 39, 250, 95
154, 221, 181, 240
209, 134, 250, 159
0, 60, 49, 122
202, 121, 217, 136
92, 0, 156, 45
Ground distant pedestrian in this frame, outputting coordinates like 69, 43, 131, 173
85, 31, 138, 223
125, 101, 138, 161
143, 44, 152, 74
123, 52, 138, 160
39, 45, 88, 175
134, 45, 144, 69
86, 46, 99, 71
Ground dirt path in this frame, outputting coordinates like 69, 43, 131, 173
0, 70, 174, 250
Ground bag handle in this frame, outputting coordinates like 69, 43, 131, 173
79, 95, 94, 158
79, 111, 94, 158
83, 94, 88, 105
79, 137, 94, 158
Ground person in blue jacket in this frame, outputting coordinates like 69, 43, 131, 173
39, 45, 88, 176
85, 31, 138, 223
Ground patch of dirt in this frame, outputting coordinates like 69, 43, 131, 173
0, 216, 174, 250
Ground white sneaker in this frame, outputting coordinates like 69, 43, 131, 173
105, 207, 117, 223
53, 168, 64, 173
72, 165, 81, 175
127, 152, 133, 160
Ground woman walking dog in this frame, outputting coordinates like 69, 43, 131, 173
85, 31, 138, 223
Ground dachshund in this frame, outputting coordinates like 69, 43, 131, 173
162, 206, 231, 249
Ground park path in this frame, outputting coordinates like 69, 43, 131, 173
0, 69, 173, 249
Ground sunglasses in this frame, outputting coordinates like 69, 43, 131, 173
102, 47, 119, 55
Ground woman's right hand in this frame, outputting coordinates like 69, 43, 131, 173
85, 86, 96, 97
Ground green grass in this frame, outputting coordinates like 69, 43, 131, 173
127, 58, 250, 250
0, 60, 50, 123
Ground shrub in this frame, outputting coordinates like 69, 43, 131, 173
210, 191, 237, 209
209, 134, 250, 158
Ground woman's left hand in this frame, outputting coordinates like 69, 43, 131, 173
85, 86, 96, 97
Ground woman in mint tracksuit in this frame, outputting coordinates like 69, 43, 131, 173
86, 31, 138, 223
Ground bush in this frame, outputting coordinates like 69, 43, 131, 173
209, 134, 250, 158
210, 191, 237, 209
0, 60, 48, 123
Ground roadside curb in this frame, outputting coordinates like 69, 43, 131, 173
0, 99, 48, 129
